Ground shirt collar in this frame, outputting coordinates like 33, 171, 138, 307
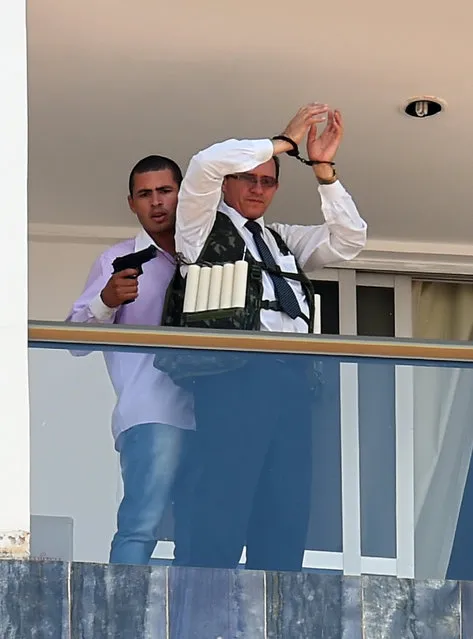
134, 228, 176, 266
219, 200, 265, 233
134, 228, 157, 252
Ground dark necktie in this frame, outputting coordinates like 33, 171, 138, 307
245, 220, 302, 320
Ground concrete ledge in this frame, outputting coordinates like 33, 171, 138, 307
0, 559, 470, 638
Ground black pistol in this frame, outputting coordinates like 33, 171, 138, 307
112, 245, 158, 304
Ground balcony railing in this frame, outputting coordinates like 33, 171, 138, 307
28, 320, 473, 579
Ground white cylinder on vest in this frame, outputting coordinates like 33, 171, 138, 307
208, 265, 223, 310
195, 266, 212, 311
220, 263, 235, 309
183, 264, 201, 313
232, 260, 248, 308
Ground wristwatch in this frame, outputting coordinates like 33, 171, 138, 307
316, 168, 338, 185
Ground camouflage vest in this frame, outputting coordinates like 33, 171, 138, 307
154, 212, 316, 387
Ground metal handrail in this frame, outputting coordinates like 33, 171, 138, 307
28, 320, 473, 362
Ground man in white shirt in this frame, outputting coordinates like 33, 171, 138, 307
173, 103, 367, 572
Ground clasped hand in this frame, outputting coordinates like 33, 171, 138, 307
282, 102, 344, 163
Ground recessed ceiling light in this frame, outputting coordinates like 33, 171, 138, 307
401, 96, 447, 119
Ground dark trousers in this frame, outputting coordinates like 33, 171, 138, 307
182, 354, 313, 572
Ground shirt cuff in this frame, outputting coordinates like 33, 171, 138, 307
89, 293, 117, 321
317, 180, 348, 201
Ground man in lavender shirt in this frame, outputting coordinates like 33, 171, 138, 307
66, 155, 195, 565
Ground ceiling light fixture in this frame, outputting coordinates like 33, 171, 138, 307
401, 95, 447, 119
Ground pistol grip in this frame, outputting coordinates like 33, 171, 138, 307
123, 266, 143, 279
121, 266, 141, 304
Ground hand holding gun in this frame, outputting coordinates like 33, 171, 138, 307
112, 245, 157, 277
101, 245, 158, 307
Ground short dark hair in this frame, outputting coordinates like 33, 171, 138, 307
273, 156, 280, 181
128, 155, 183, 196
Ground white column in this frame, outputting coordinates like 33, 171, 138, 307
393, 275, 415, 578
0, 0, 30, 557
338, 270, 362, 574
340, 362, 362, 575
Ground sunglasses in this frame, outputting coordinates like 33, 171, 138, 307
227, 173, 278, 189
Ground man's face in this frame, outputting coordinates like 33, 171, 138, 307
128, 169, 179, 237
222, 159, 279, 220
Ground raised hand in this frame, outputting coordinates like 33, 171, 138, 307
306, 109, 343, 163
281, 103, 329, 145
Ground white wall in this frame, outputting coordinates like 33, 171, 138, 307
29, 237, 120, 562
0, 0, 30, 551
29, 239, 110, 320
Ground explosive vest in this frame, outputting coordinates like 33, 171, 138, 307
154, 212, 317, 386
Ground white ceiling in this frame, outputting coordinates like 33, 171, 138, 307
26, 0, 473, 247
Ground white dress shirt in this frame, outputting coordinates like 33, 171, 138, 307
175, 138, 367, 334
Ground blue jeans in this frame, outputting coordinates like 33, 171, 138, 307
109, 422, 194, 565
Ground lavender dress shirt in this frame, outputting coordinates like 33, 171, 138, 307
66, 229, 195, 446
